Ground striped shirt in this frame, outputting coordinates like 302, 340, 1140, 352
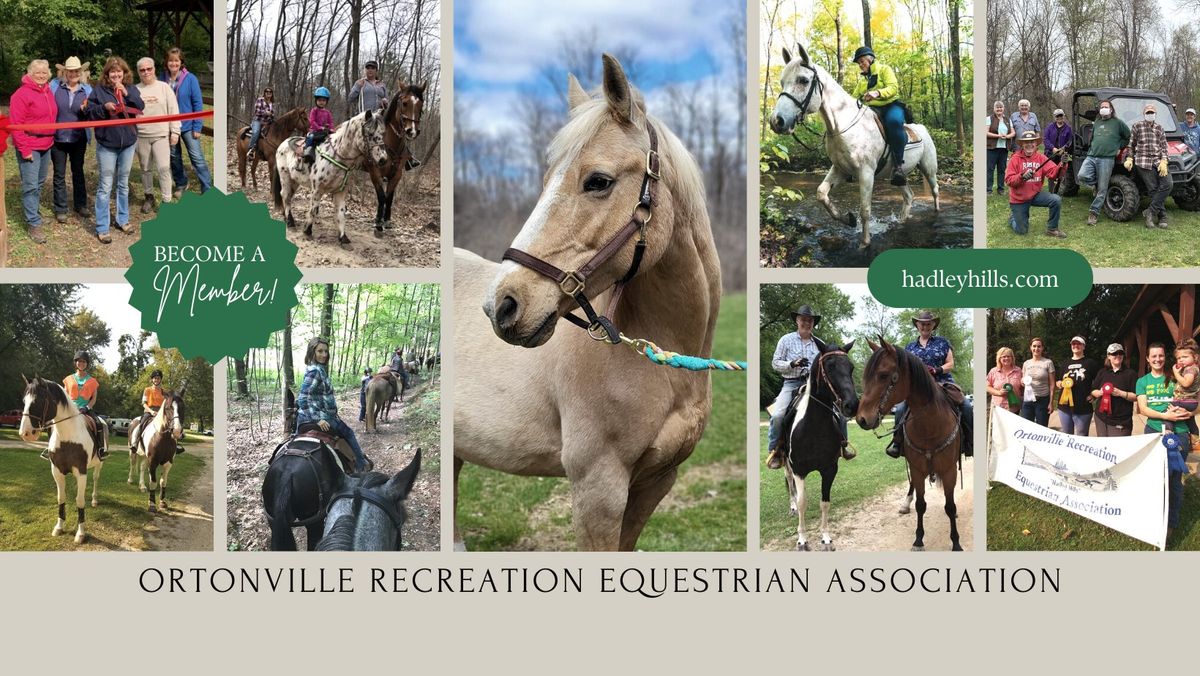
296, 364, 338, 425
1129, 120, 1168, 170
771, 332, 821, 381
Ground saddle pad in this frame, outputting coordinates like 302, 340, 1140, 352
903, 125, 920, 144
270, 436, 354, 474
872, 116, 923, 145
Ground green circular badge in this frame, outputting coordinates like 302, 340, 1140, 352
125, 190, 302, 361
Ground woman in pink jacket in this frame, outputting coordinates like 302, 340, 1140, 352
10, 59, 58, 244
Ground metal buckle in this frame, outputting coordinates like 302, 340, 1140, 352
587, 322, 614, 342
633, 202, 653, 225
559, 271, 585, 297
645, 150, 661, 180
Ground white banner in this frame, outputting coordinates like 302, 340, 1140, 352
989, 407, 1168, 550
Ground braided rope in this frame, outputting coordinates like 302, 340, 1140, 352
622, 336, 747, 371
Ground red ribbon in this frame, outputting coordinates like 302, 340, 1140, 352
1099, 382, 1114, 415
0, 110, 213, 156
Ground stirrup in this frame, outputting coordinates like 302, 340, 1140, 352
890, 168, 908, 186
885, 439, 903, 458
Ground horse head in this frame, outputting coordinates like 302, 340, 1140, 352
815, 340, 859, 419
856, 336, 911, 430
484, 54, 681, 347
391, 83, 425, 140
316, 449, 421, 551
162, 388, 184, 441
19, 375, 67, 442
771, 43, 824, 134
359, 110, 390, 168
284, 106, 310, 136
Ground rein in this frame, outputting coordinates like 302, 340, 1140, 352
326, 485, 405, 551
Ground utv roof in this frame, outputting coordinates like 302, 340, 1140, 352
1074, 88, 1176, 104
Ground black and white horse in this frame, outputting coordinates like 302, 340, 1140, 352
316, 450, 421, 551
129, 387, 186, 511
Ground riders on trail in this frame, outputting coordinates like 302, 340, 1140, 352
246, 86, 275, 163
295, 337, 369, 472
60, 350, 106, 460
347, 60, 387, 116
765, 304, 854, 470
359, 368, 371, 422
850, 46, 909, 186
885, 311, 974, 459
302, 86, 335, 167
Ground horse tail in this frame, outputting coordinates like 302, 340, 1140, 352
271, 163, 283, 209
266, 467, 298, 551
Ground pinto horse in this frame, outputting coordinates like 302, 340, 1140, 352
128, 387, 185, 512
769, 44, 940, 246
856, 338, 963, 551
364, 84, 425, 233
234, 106, 309, 190
779, 341, 858, 551
273, 109, 390, 244
315, 450, 421, 551
454, 55, 721, 551
18, 376, 107, 544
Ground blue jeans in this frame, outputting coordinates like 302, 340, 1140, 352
1020, 395, 1051, 426
359, 388, 367, 421
767, 379, 803, 450
52, 140, 88, 214
986, 147, 1007, 193
248, 120, 264, 152
95, 144, 135, 234
331, 418, 367, 470
17, 149, 51, 226
170, 132, 212, 194
1058, 409, 1093, 436
1009, 190, 1061, 234
878, 102, 907, 167
1076, 156, 1114, 214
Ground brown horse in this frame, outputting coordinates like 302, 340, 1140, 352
855, 338, 963, 551
365, 374, 397, 433
454, 55, 720, 551
234, 106, 308, 190
365, 84, 425, 233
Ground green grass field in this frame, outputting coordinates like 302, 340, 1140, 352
0, 442, 205, 551
985, 192, 1199, 268
759, 413, 906, 548
458, 293, 747, 551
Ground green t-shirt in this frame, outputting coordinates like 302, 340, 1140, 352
1136, 371, 1173, 432
1088, 117, 1131, 158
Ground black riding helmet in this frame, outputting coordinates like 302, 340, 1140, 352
852, 46, 875, 62
73, 350, 90, 366
150, 369, 163, 380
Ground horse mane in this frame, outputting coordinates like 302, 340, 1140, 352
26, 378, 70, 410
865, 345, 943, 406
403, 83, 424, 100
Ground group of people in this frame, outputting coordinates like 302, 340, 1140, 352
989, 97, 1196, 237
9, 48, 211, 244
763, 305, 973, 470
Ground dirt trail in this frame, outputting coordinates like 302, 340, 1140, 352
144, 438, 215, 551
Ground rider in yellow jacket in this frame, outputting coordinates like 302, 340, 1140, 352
850, 46, 909, 186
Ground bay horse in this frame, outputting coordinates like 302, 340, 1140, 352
769, 43, 940, 246
18, 376, 106, 544
779, 341, 858, 550
855, 338, 963, 551
315, 450, 421, 551
128, 387, 185, 512
365, 84, 425, 233
364, 373, 399, 433
273, 109, 390, 244
234, 106, 308, 190
453, 54, 721, 551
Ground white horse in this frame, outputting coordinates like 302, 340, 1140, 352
273, 109, 390, 245
18, 376, 106, 544
128, 389, 184, 511
769, 44, 940, 245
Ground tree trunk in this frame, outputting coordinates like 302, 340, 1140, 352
233, 356, 249, 397
949, 0, 965, 155
861, 0, 872, 49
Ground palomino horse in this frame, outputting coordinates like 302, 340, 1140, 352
855, 338, 963, 551
128, 388, 185, 512
273, 109, 390, 244
454, 55, 721, 551
769, 44, 940, 246
364, 84, 425, 232
779, 341, 858, 551
314, 450, 421, 551
364, 373, 400, 433
234, 106, 308, 190
18, 376, 107, 544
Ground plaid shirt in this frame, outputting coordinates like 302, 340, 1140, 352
771, 332, 821, 381
253, 97, 274, 123
296, 364, 338, 425
1129, 119, 1168, 169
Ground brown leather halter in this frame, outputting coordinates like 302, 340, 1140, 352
501, 121, 661, 344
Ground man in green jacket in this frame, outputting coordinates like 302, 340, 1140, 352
850, 46, 909, 186
1077, 99, 1131, 225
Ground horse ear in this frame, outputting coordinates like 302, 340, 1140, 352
796, 43, 812, 67
601, 53, 633, 124
782, 47, 792, 64
21, 373, 28, 386
384, 449, 422, 503
867, 339, 879, 352
843, 339, 856, 354
567, 73, 590, 112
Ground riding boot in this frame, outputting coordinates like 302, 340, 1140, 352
885, 426, 905, 458
405, 157, 422, 171
766, 445, 785, 470
247, 147, 256, 163
891, 164, 908, 187
960, 408, 974, 458
840, 441, 856, 461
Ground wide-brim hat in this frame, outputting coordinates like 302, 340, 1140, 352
911, 310, 940, 330
1017, 130, 1041, 143
57, 56, 88, 72
790, 304, 821, 327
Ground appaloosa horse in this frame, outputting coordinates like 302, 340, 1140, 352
856, 338, 963, 551
128, 387, 185, 512
235, 106, 308, 190
365, 84, 425, 233
454, 55, 721, 551
778, 341, 858, 551
18, 376, 107, 544
769, 44, 940, 245
273, 109, 390, 244
315, 450, 421, 551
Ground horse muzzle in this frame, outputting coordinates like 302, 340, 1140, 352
484, 273, 561, 348
769, 111, 796, 135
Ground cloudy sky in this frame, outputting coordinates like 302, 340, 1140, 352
77, 284, 145, 370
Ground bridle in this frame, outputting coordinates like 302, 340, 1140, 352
326, 485, 406, 551
501, 120, 661, 345
812, 350, 851, 412
777, 63, 867, 138
22, 382, 84, 431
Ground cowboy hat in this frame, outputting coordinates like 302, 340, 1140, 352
57, 56, 88, 71
789, 304, 821, 327
911, 310, 940, 330
1017, 130, 1041, 143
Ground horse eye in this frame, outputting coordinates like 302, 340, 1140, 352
583, 174, 614, 193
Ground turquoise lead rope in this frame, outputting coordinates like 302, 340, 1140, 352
617, 335, 747, 372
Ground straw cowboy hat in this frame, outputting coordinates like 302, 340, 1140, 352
55, 56, 90, 82
911, 310, 940, 330
1017, 130, 1041, 143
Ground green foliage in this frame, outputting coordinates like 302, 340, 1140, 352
985, 286, 1141, 369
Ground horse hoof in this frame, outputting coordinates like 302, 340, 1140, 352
797, 542, 811, 551
127, 479, 132, 484
821, 541, 835, 552
952, 543, 963, 552
911, 545, 924, 552
339, 235, 351, 245
139, 485, 146, 492
898, 505, 910, 514
790, 506, 798, 516
52, 526, 64, 537
91, 500, 98, 508
148, 504, 157, 513
373, 227, 383, 238
74, 533, 86, 544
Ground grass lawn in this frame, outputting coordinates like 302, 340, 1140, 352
985, 191, 1200, 268
986, 480, 1200, 551
759, 413, 905, 547
458, 293, 748, 551
0, 442, 205, 551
